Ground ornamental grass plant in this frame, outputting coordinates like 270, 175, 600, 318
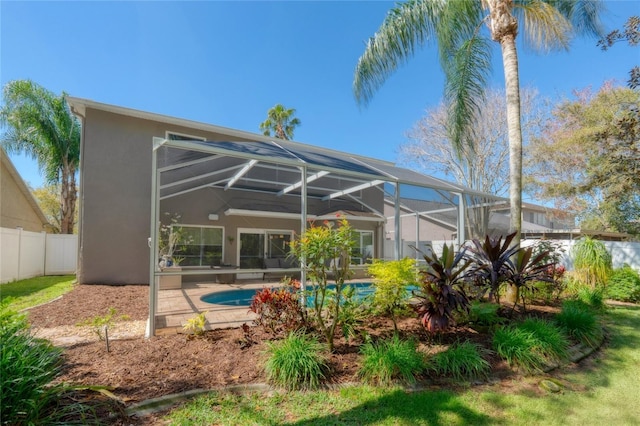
428, 341, 490, 381
554, 301, 603, 347
358, 334, 426, 386
264, 331, 328, 391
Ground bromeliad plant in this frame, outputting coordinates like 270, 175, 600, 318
289, 217, 354, 352
413, 243, 471, 333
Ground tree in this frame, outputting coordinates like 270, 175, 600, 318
32, 184, 78, 234
259, 104, 301, 140
0, 80, 80, 234
353, 0, 603, 303
526, 83, 640, 235
598, 16, 639, 89
400, 87, 545, 238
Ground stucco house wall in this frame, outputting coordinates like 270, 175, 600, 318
1, 149, 48, 232
74, 102, 384, 284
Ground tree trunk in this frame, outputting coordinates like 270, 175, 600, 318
487, 0, 523, 304
59, 161, 77, 234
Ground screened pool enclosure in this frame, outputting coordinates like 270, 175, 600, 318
148, 137, 506, 336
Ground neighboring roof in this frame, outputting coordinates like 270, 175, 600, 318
1, 148, 49, 226
66, 96, 507, 203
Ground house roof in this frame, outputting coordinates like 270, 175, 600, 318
1, 148, 49, 227
66, 96, 507, 205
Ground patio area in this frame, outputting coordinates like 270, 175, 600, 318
155, 280, 271, 335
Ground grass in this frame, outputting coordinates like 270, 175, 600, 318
555, 301, 603, 347
164, 305, 640, 425
264, 331, 328, 390
428, 341, 490, 381
358, 334, 426, 386
0, 275, 76, 311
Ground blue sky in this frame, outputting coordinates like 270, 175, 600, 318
2, 0, 638, 190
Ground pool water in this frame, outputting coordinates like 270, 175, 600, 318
200, 282, 375, 307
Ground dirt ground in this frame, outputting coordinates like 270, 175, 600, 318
25, 284, 580, 425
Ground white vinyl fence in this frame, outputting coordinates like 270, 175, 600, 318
0, 227, 77, 284
385, 238, 640, 271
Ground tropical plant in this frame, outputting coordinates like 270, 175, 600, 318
517, 318, 569, 361
1, 303, 103, 424
367, 258, 418, 330
0, 79, 81, 234
158, 212, 190, 267
263, 331, 328, 391
32, 183, 78, 233
555, 301, 602, 347
326, 284, 368, 343
575, 286, 606, 312
606, 266, 640, 303
259, 104, 301, 140
76, 307, 130, 341
358, 334, 426, 386
249, 287, 306, 335
463, 301, 504, 328
428, 341, 490, 381
503, 245, 554, 310
571, 236, 612, 287
467, 232, 519, 302
183, 311, 208, 336
413, 243, 470, 333
289, 218, 354, 351
354, 0, 604, 303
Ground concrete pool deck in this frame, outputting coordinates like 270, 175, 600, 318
154, 278, 370, 335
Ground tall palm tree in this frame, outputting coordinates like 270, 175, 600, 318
354, 0, 603, 303
0, 80, 80, 234
259, 104, 301, 140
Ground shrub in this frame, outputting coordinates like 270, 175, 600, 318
358, 334, 426, 386
76, 307, 130, 341
576, 286, 606, 312
249, 287, 306, 335
466, 232, 519, 302
414, 243, 470, 333
493, 326, 547, 373
1, 304, 102, 424
367, 258, 418, 330
264, 331, 328, 390
326, 284, 368, 343
571, 236, 612, 287
183, 311, 208, 336
289, 218, 354, 351
555, 302, 602, 347
429, 341, 490, 381
517, 318, 569, 362
606, 266, 640, 303
464, 301, 504, 328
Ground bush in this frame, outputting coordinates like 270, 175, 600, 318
571, 236, 612, 287
576, 286, 606, 312
555, 302, 602, 347
249, 287, 306, 335
464, 301, 504, 327
358, 334, 426, 386
493, 319, 569, 373
429, 341, 490, 381
0, 304, 105, 424
493, 326, 547, 373
606, 266, 640, 303
517, 318, 569, 361
264, 331, 328, 390
367, 258, 418, 330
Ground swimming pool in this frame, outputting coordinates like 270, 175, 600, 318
200, 282, 375, 307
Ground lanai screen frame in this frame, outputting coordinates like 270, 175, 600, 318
147, 137, 506, 337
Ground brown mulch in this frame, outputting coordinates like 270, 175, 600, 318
25, 284, 579, 425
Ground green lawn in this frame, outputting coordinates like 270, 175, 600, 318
166, 305, 640, 425
0, 275, 76, 311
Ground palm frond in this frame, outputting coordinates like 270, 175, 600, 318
353, 0, 444, 106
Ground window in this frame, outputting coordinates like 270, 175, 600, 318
351, 230, 374, 265
173, 225, 223, 267
166, 131, 206, 141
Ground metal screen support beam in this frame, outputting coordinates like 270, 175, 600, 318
394, 182, 401, 260
415, 212, 420, 261
299, 166, 307, 306
456, 192, 466, 249
147, 137, 164, 338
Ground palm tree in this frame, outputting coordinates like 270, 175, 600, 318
259, 104, 301, 140
0, 80, 80, 234
354, 0, 603, 302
